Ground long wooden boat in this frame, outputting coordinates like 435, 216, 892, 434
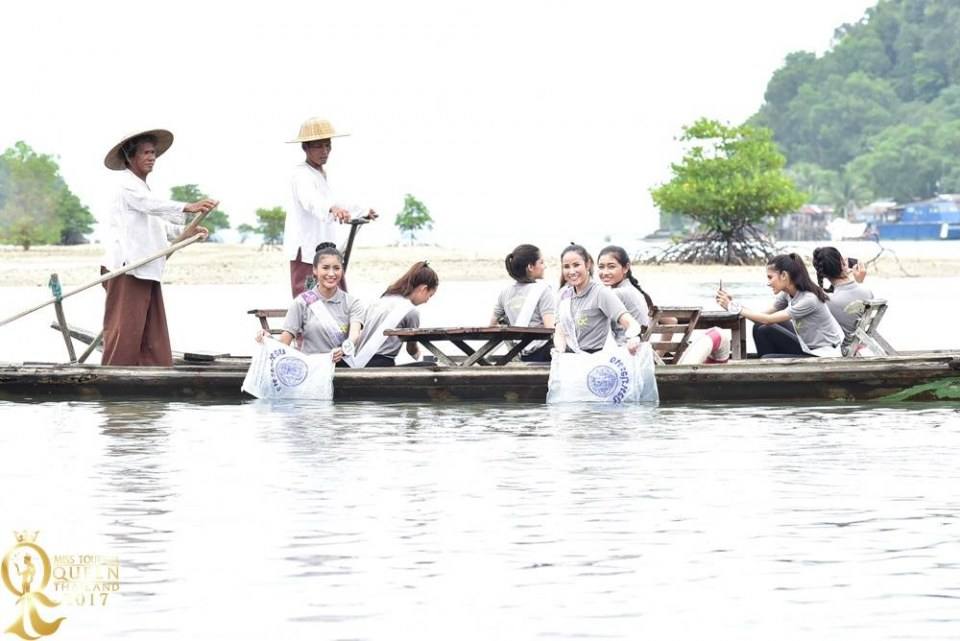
1, 351, 957, 403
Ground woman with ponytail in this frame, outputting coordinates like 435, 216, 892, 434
812, 246, 873, 355
352, 261, 439, 367
490, 244, 555, 362
716, 253, 843, 358
255, 242, 363, 365
554, 243, 644, 355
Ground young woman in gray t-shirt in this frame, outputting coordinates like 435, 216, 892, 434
554, 244, 644, 354
491, 244, 556, 362
716, 253, 843, 358
813, 246, 874, 356
255, 243, 364, 366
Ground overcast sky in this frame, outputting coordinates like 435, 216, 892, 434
1, 0, 874, 248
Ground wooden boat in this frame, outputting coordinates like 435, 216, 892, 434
2, 351, 957, 403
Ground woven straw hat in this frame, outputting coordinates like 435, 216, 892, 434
104, 128, 174, 170
287, 117, 349, 143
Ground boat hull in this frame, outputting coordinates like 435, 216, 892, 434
1, 353, 958, 403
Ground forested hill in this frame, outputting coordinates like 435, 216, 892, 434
750, 0, 960, 208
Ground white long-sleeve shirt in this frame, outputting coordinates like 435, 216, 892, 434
284, 162, 368, 263
284, 162, 339, 262
103, 169, 185, 282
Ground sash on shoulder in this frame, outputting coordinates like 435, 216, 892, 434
302, 289, 348, 348
557, 286, 583, 353
346, 296, 415, 368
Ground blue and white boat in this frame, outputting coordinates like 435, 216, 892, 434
876, 196, 960, 240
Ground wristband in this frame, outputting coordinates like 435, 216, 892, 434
727, 301, 742, 315
341, 339, 355, 357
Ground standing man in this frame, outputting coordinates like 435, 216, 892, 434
101, 128, 217, 366
285, 117, 377, 297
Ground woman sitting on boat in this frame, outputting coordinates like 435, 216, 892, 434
596, 245, 656, 338
812, 246, 874, 356
553, 243, 644, 355
351, 261, 438, 367
256, 242, 363, 365
716, 253, 843, 358
491, 244, 555, 362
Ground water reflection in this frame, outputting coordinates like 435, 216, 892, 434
0, 400, 958, 639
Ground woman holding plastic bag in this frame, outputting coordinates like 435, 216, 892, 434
547, 244, 657, 404
242, 243, 362, 399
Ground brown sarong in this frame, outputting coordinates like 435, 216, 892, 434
102, 273, 173, 366
289, 249, 314, 298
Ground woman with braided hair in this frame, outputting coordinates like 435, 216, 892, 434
812, 246, 874, 356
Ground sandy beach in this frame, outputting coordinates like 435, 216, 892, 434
0, 242, 953, 288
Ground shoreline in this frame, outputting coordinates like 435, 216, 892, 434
0, 242, 955, 287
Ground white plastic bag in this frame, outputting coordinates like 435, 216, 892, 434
241, 339, 335, 400
546, 343, 659, 404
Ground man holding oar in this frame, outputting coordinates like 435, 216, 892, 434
285, 117, 377, 297
101, 128, 217, 366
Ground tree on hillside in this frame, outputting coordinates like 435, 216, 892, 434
394, 193, 433, 244
650, 119, 805, 265
170, 184, 230, 235
253, 207, 286, 247
751, 0, 960, 207
0, 141, 94, 249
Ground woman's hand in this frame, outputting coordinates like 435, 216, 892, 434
715, 288, 733, 310
331, 348, 344, 363
851, 262, 867, 283
626, 336, 641, 355
255, 329, 270, 344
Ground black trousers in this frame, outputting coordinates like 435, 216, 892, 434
753, 322, 813, 359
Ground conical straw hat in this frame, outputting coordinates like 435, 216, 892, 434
103, 128, 174, 170
287, 117, 349, 143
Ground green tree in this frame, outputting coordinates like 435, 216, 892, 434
752, 0, 960, 199
254, 207, 286, 246
170, 184, 230, 235
394, 193, 433, 244
0, 141, 94, 249
236, 223, 256, 243
650, 118, 805, 265
0, 142, 63, 249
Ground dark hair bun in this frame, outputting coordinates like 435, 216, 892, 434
315, 242, 336, 252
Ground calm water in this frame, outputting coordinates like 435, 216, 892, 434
2, 400, 959, 640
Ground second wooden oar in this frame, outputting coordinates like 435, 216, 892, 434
0, 232, 206, 328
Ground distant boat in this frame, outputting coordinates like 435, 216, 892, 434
876, 196, 960, 240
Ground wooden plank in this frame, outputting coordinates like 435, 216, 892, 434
1, 353, 958, 402
49, 274, 77, 363
417, 340, 459, 366
386, 326, 553, 338
77, 330, 103, 364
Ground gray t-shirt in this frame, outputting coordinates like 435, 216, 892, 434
610, 282, 649, 346
826, 281, 874, 352
282, 288, 365, 354
773, 290, 844, 353
355, 295, 420, 359
561, 280, 627, 351
493, 281, 556, 327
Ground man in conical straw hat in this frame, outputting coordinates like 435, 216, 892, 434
285, 117, 377, 297
100, 128, 218, 366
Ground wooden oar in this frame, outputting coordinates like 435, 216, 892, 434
174, 207, 212, 243
341, 219, 369, 273
0, 232, 206, 328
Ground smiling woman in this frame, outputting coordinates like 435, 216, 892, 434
256, 242, 364, 365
